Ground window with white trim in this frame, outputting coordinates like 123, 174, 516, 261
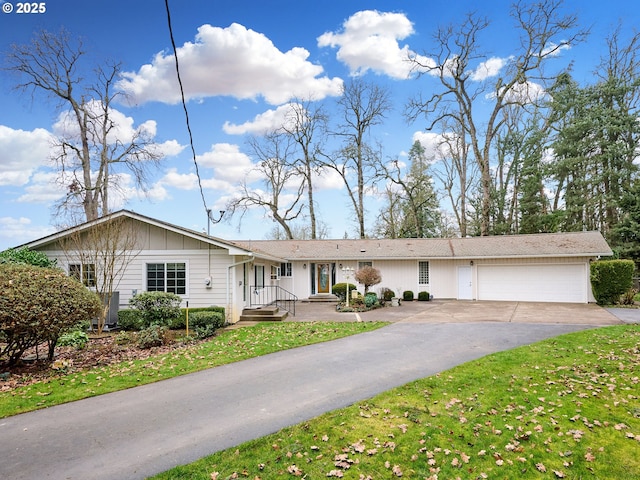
147, 262, 186, 295
418, 261, 430, 285
279, 262, 292, 277
69, 263, 96, 287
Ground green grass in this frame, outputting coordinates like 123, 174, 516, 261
151, 325, 640, 480
0, 321, 386, 418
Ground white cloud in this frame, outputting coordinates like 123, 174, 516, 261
470, 56, 510, 81
0, 216, 56, 247
496, 80, 547, 103
312, 166, 344, 190
118, 23, 343, 105
0, 126, 53, 186
318, 10, 434, 79
152, 139, 186, 157
223, 104, 302, 135
196, 143, 257, 184
52, 101, 172, 148
158, 168, 199, 190
16, 172, 63, 204
412, 131, 460, 162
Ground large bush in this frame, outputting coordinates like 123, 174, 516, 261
332, 283, 357, 301
0, 263, 102, 366
129, 291, 182, 328
172, 306, 225, 329
590, 259, 635, 305
0, 247, 56, 268
188, 310, 225, 339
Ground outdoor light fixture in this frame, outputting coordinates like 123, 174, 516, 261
341, 265, 355, 307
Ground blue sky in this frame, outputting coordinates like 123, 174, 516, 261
0, 0, 637, 250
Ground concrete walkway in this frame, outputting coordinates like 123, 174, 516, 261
0, 301, 630, 480
289, 299, 626, 325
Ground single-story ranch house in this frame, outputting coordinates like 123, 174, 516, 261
17, 210, 612, 324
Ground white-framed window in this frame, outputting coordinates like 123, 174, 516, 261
271, 264, 279, 280
279, 262, 292, 277
69, 263, 96, 287
146, 262, 187, 295
418, 261, 430, 285
358, 261, 373, 269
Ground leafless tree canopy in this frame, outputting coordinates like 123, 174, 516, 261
5, 28, 163, 224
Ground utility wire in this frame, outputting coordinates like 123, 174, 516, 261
164, 0, 209, 214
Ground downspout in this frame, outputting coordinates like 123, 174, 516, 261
226, 254, 254, 324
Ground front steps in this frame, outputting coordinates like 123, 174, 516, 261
305, 294, 339, 303
239, 305, 288, 322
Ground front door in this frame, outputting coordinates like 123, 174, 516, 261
458, 266, 472, 300
317, 263, 330, 294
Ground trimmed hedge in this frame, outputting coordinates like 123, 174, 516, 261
332, 283, 357, 301
418, 291, 430, 301
173, 306, 225, 329
403, 290, 415, 301
118, 306, 226, 331
590, 259, 635, 305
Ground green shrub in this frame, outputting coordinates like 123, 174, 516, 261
364, 292, 378, 308
129, 291, 182, 328
136, 325, 168, 349
115, 331, 136, 346
590, 259, 635, 305
188, 310, 225, 330
56, 329, 89, 349
332, 283, 357, 301
117, 309, 144, 331
172, 306, 225, 329
380, 287, 395, 302
0, 263, 102, 366
418, 291, 430, 301
0, 247, 57, 268
403, 290, 415, 301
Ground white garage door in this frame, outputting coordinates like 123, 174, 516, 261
477, 264, 587, 303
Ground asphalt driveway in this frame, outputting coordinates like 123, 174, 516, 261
0, 301, 632, 480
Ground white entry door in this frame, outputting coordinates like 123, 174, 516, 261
458, 266, 472, 300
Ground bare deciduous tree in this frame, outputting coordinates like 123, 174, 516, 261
60, 213, 140, 333
226, 132, 304, 239
323, 79, 392, 238
5, 28, 163, 223
406, 0, 588, 235
280, 100, 328, 239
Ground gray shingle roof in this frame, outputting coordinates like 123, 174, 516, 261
235, 231, 612, 261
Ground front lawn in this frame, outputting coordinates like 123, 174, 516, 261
152, 325, 640, 480
0, 321, 386, 418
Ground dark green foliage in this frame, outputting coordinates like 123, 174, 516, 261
0, 247, 56, 268
403, 290, 414, 301
0, 263, 102, 366
56, 329, 89, 349
188, 311, 225, 339
418, 291, 430, 301
364, 292, 378, 308
136, 325, 168, 349
380, 287, 395, 302
590, 259, 635, 305
172, 306, 225, 330
129, 291, 182, 328
332, 283, 357, 301
610, 180, 640, 263
117, 309, 144, 331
